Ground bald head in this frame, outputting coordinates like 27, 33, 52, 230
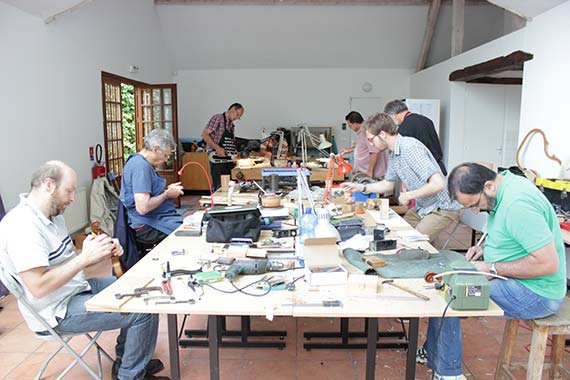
447, 162, 497, 200
30, 161, 75, 190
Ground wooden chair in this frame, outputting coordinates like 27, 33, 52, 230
495, 297, 570, 380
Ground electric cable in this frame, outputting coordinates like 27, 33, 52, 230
202, 279, 272, 297
430, 295, 456, 380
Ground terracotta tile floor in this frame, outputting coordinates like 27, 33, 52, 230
1, 195, 568, 379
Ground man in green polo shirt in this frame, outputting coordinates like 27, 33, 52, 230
419, 162, 566, 380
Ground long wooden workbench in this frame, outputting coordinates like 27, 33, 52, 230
86, 207, 502, 380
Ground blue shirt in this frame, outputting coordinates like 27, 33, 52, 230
384, 135, 457, 217
120, 153, 182, 234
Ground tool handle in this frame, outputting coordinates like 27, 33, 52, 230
389, 283, 430, 301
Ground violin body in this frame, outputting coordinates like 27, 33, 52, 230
90, 220, 125, 278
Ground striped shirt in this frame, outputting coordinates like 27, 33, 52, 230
205, 112, 235, 153
0, 194, 89, 331
385, 135, 457, 217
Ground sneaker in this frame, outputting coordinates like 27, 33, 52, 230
416, 346, 428, 365
433, 373, 466, 380
112, 358, 165, 380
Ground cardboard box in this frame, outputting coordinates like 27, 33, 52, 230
303, 237, 347, 286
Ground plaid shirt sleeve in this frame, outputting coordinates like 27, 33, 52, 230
206, 114, 225, 145
384, 153, 398, 181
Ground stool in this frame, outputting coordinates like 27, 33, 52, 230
495, 297, 570, 380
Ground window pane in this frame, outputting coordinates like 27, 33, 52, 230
114, 141, 121, 159
163, 89, 171, 104
152, 89, 161, 104
116, 122, 122, 139
153, 122, 161, 129
153, 106, 162, 122
164, 122, 172, 133
142, 89, 151, 105
143, 106, 151, 122
115, 86, 120, 102
144, 123, 152, 136
164, 105, 172, 122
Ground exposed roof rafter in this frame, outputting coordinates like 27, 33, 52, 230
155, 0, 487, 5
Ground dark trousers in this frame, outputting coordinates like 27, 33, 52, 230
210, 162, 235, 190
134, 225, 167, 258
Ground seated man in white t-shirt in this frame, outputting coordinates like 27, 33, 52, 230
0, 161, 168, 380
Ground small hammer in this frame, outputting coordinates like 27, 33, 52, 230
381, 279, 430, 301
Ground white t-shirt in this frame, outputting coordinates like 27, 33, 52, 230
0, 194, 90, 332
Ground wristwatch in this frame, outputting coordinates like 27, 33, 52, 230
489, 262, 498, 275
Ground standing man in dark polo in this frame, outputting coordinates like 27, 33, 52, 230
384, 99, 447, 175
202, 103, 244, 190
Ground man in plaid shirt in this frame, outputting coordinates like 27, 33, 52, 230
342, 113, 459, 245
201, 103, 244, 190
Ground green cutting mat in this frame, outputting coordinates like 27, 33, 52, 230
343, 248, 469, 278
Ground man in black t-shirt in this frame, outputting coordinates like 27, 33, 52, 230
384, 99, 447, 175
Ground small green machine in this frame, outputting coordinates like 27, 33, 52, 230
440, 260, 490, 310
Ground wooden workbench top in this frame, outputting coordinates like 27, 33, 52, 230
86, 209, 502, 320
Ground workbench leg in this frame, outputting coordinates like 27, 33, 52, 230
405, 318, 419, 380
366, 318, 378, 380
208, 315, 220, 380
167, 314, 180, 380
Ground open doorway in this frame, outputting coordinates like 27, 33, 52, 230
101, 72, 179, 186
121, 83, 136, 162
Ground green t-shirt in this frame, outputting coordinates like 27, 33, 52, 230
484, 171, 566, 299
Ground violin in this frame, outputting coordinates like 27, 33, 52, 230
90, 220, 125, 278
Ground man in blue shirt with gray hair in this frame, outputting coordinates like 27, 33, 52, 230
120, 129, 184, 244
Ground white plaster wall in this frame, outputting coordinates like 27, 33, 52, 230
410, 30, 525, 170
0, 0, 173, 209
175, 68, 412, 151
518, 1, 570, 178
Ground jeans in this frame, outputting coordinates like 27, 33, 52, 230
54, 277, 159, 380
425, 278, 563, 376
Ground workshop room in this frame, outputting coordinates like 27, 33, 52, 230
1, 0, 570, 379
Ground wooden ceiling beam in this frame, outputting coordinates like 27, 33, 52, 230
451, 0, 464, 56
467, 77, 522, 85
155, 0, 487, 5
449, 50, 533, 82
416, 0, 441, 72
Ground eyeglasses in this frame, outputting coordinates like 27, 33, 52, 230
462, 191, 485, 211
367, 135, 378, 144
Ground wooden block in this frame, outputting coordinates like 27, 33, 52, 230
220, 175, 230, 191
365, 256, 386, 268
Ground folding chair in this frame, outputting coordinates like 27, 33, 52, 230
0, 262, 114, 380
442, 208, 488, 249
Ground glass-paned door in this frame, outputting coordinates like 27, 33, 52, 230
102, 79, 125, 179
136, 84, 179, 185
